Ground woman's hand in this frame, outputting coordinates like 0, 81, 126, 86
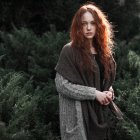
103, 91, 114, 105
95, 90, 111, 105
95, 90, 114, 105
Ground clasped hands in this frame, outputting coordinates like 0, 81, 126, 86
95, 90, 114, 105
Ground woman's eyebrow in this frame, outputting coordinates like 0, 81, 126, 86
81, 20, 95, 22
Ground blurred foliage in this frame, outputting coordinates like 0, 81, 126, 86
0, 28, 69, 140
112, 34, 140, 140
0, 0, 140, 40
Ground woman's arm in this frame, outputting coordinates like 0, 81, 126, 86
55, 72, 96, 100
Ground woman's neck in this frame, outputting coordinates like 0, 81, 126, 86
90, 46, 97, 54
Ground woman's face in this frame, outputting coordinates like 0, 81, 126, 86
81, 11, 96, 41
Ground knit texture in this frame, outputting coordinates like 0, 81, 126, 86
55, 73, 96, 140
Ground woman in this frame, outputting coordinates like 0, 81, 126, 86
55, 3, 116, 140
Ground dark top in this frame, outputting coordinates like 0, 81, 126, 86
94, 54, 104, 91
81, 54, 110, 140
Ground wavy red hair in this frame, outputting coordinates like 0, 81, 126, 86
70, 3, 114, 79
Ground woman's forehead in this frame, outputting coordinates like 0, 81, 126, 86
81, 11, 95, 22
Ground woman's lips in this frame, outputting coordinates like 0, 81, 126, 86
86, 32, 93, 35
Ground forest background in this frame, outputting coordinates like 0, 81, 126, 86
0, 0, 140, 140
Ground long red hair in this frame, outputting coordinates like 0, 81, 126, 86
70, 3, 114, 79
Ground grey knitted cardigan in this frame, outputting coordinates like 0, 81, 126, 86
55, 43, 116, 140
55, 73, 96, 140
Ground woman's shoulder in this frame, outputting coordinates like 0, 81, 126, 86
63, 42, 72, 50
61, 42, 76, 55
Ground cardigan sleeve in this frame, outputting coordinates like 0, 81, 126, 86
55, 72, 96, 100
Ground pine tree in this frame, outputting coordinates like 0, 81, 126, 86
113, 33, 140, 140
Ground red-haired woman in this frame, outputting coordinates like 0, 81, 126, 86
55, 3, 116, 140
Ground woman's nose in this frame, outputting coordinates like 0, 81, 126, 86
87, 24, 91, 30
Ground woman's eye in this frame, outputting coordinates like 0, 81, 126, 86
91, 22, 95, 25
82, 23, 87, 26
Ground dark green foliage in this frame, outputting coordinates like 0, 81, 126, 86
0, 69, 60, 140
0, 27, 69, 81
0, 0, 80, 33
0, 0, 140, 40
0, 28, 69, 140
112, 34, 140, 140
